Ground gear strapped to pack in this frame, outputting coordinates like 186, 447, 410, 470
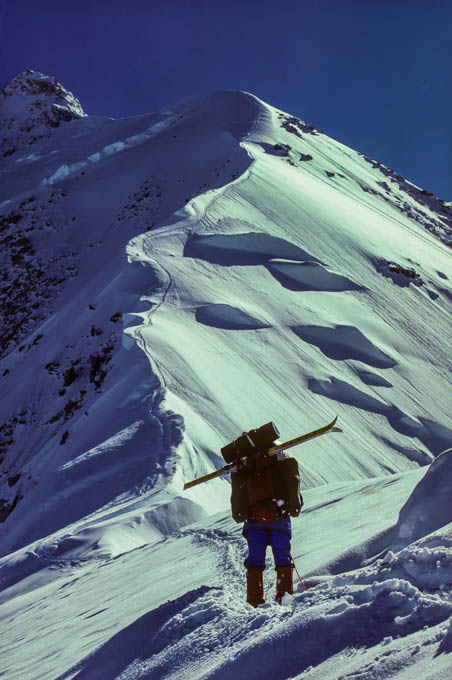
221, 421, 280, 463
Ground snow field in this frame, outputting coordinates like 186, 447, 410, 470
2, 463, 450, 680
0, 76, 451, 679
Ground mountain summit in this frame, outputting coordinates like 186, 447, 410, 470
0, 70, 86, 158
0, 73, 451, 680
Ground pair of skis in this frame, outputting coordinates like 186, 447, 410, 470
183, 416, 341, 490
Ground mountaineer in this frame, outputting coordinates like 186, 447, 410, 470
227, 422, 303, 607
184, 418, 339, 604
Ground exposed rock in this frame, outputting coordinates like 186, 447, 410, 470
0, 70, 86, 157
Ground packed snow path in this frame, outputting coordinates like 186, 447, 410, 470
2, 457, 451, 680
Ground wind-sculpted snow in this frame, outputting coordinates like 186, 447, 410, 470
358, 369, 393, 387
293, 324, 397, 368
0, 84, 262, 548
169, 89, 270, 142
309, 375, 391, 413
391, 448, 452, 551
1, 75, 452, 680
309, 376, 452, 453
266, 259, 362, 292
0, 370, 191, 554
184, 231, 316, 265
303, 453, 452, 576
0, 498, 206, 594
195, 303, 270, 330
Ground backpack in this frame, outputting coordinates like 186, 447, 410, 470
230, 457, 303, 523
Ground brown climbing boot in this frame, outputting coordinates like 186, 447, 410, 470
275, 565, 293, 604
246, 568, 265, 607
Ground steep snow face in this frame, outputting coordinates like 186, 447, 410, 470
0, 70, 86, 159
128, 101, 451, 507
0, 82, 260, 552
391, 448, 452, 551
0, 73, 451, 680
0, 76, 451, 557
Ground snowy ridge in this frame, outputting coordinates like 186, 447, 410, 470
40, 113, 180, 186
0, 73, 451, 679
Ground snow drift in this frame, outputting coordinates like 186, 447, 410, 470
0, 71, 451, 679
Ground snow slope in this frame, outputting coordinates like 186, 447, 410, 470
0, 71, 451, 679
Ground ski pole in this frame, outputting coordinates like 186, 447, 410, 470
291, 553, 307, 591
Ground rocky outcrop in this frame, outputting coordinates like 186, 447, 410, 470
0, 70, 86, 158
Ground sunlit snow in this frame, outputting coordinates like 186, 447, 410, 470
0, 71, 451, 680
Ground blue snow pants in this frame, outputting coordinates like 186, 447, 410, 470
243, 518, 292, 569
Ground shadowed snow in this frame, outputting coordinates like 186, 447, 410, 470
391, 448, 452, 551
293, 324, 397, 368
195, 303, 270, 330
184, 231, 317, 265
266, 259, 362, 292
0, 77, 451, 680
358, 370, 393, 387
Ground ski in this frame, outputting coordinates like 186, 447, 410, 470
183, 416, 340, 490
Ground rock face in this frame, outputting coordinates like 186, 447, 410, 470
0, 70, 86, 158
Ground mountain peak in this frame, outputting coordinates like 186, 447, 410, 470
0, 70, 86, 158
1, 69, 86, 117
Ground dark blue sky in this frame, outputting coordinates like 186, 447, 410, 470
1, 0, 450, 199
